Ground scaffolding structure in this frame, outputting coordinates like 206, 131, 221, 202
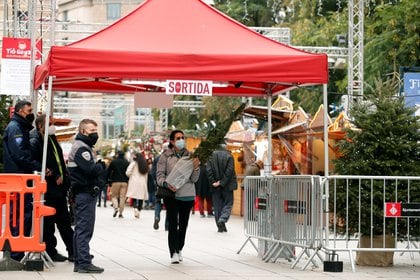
1, 0, 363, 132
347, 0, 364, 110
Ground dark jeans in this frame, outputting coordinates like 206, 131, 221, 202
212, 188, 234, 224
163, 198, 194, 257
133, 199, 143, 210
155, 199, 168, 230
97, 185, 108, 206
73, 192, 96, 267
44, 194, 74, 257
145, 191, 156, 207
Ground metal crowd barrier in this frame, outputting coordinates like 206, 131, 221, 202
0, 174, 56, 271
238, 175, 324, 270
325, 175, 420, 272
239, 175, 420, 272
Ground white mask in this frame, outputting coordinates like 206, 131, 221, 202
48, 125, 56, 135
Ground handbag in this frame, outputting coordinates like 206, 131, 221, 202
156, 186, 175, 199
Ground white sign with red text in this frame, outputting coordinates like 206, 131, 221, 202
166, 80, 213, 96
0, 37, 40, 96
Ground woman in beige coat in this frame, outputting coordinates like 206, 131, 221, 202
126, 153, 149, 218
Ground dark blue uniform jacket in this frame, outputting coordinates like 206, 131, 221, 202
3, 113, 41, 173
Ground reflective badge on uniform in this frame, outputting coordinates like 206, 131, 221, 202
15, 137, 23, 145
81, 151, 91, 161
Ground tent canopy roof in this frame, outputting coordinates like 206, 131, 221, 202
34, 0, 328, 96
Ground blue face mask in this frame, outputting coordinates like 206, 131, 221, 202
175, 139, 185, 150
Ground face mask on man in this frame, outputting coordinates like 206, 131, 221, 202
175, 139, 185, 150
48, 125, 56, 135
25, 113, 35, 124
87, 132, 99, 146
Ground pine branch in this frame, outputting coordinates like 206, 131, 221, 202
193, 102, 246, 163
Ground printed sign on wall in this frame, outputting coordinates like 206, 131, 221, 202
0, 37, 41, 96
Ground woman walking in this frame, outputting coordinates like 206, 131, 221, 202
126, 153, 149, 218
156, 130, 200, 264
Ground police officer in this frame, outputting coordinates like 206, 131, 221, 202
2, 100, 41, 261
67, 119, 105, 273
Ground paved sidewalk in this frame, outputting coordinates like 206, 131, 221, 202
1, 205, 419, 279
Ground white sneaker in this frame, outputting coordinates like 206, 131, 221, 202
134, 208, 140, 218
171, 253, 179, 264
178, 251, 183, 261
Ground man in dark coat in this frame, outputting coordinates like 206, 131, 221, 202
206, 144, 237, 233
30, 114, 74, 262
2, 100, 41, 261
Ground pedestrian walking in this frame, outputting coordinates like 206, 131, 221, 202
125, 152, 149, 218
97, 159, 109, 207
156, 130, 200, 264
206, 144, 238, 233
144, 157, 156, 209
107, 151, 129, 218
151, 142, 169, 230
195, 163, 213, 218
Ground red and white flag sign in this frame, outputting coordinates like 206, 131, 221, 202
1, 37, 42, 96
384, 202, 402, 217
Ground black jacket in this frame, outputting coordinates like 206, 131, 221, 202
67, 133, 104, 192
206, 148, 238, 192
2, 113, 41, 173
195, 164, 211, 197
30, 130, 69, 197
107, 154, 129, 183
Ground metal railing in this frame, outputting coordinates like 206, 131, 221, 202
325, 175, 420, 271
239, 175, 420, 272
238, 175, 324, 270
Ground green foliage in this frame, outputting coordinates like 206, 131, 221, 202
334, 78, 419, 176
0, 96, 13, 172
286, 6, 348, 115
364, 0, 420, 91
332, 78, 420, 236
202, 96, 243, 124
212, 1, 417, 116
332, 178, 420, 237
193, 102, 246, 163
169, 96, 201, 130
215, 0, 279, 26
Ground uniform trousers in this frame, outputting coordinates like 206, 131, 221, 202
73, 192, 96, 267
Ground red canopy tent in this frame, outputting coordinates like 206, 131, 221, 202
34, 0, 327, 96
34, 0, 330, 175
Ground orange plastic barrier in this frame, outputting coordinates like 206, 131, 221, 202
0, 174, 55, 253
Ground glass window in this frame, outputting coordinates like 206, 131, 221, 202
107, 3, 121, 21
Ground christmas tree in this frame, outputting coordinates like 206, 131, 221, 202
333, 78, 420, 236
193, 102, 246, 163
166, 102, 246, 188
